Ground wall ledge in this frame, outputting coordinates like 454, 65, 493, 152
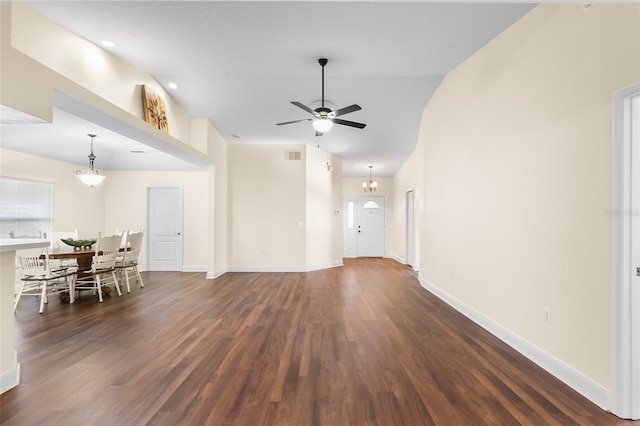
417, 274, 611, 412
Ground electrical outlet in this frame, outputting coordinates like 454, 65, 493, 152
544, 307, 551, 324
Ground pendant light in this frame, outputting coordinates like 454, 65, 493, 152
362, 165, 378, 192
76, 134, 105, 187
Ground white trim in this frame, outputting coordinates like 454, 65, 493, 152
227, 261, 343, 273
388, 255, 419, 272
386, 253, 406, 264
182, 265, 207, 272
228, 265, 308, 273
0, 351, 20, 394
611, 84, 640, 419
206, 269, 227, 280
418, 275, 611, 411
306, 260, 343, 272
0, 173, 57, 184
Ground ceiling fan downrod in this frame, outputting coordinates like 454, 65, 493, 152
319, 58, 327, 108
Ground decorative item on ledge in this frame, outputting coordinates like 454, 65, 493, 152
142, 85, 169, 134
60, 238, 97, 250
362, 165, 378, 192
76, 134, 106, 187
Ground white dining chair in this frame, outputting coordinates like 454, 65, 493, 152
15, 247, 77, 314
74, 232, 122, 302
51, 229, 78, 248
115, 229, 145, 293
51, 229, 79, 269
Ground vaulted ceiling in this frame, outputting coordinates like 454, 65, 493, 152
3, 1, 535, 176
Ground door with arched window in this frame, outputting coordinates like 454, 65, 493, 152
344, 196, 385, 258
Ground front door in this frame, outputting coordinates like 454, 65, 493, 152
356, 196, 385, 257
147, 187, 183, 271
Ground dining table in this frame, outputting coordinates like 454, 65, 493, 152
49, 246, 96, 275
47, 246, 114, 301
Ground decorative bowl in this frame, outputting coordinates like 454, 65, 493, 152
61, 238, 97, 250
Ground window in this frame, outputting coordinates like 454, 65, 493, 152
0, 178, 52, 240
347, 200, 355, 229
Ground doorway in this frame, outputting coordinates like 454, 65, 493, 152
147, 187, 183, 271
406, 190, 415, 267
344, 196, 385, 258
612, 85, 639, 419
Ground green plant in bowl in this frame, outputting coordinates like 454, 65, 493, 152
60, 238, 97, 250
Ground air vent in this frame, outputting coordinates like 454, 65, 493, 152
285, 150, 302, 161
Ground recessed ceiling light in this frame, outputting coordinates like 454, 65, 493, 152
231, 134, 240, 139
130, 150, 146, 154
168, 82, 178, 89
101, 40, 115, 47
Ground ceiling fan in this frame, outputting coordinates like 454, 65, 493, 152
277, 58, 366, 136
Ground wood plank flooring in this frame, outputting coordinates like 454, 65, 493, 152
1, 258, 635, 425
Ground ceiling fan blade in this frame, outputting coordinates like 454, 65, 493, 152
333, 104, 361, 117
332, 118, 367, 129
276, 118, 312, 126
291, 101, 318, 117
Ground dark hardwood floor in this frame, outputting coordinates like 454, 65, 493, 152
1, 258, 635, 425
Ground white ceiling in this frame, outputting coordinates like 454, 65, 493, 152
4, 1, 535, 176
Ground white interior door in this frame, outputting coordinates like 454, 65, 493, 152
407, 190, 415, 266
148, 187, 183, 271
356, 196, 385, 257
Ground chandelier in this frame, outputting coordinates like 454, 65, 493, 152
362, 165, 378, 192
76, 134, 106, 187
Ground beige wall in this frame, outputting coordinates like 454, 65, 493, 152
227, 144, 307, 270
306, 145, 344, 269
0, 149, 210, 271
415, 3, 640, 391
7, 2, 192, 146
1, 2, 207, 164
203, 120, 228, 278
0, 150, 106, 236
389, 148, 422, 268
104, 170, 210, 271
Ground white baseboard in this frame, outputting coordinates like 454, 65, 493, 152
386, 253, 406, 264
0, 351, 20, 394
417, 274, 610, 411
206, 269, 227, 279
306, 260, 343, 272
227, 261, 343, 273
227, 265, 307, 273
182, 265, 207, 272
387, 254, 419, 272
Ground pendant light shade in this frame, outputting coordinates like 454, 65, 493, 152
76, 134, 106, 187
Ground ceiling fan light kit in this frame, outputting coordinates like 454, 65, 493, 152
313, 117, 333, 133
76, 133, 106, 187
277, 58, 366, 135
